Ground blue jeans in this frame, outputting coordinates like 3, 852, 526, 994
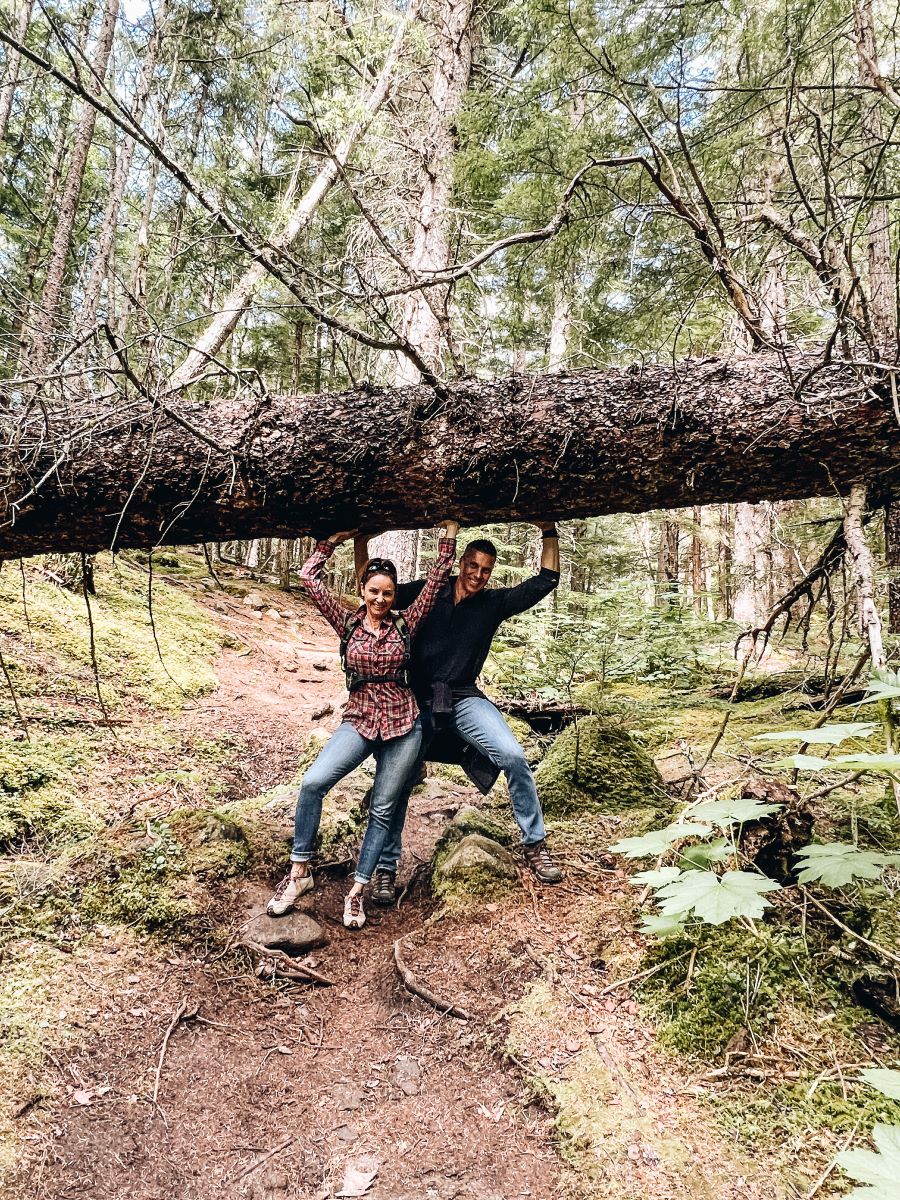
377, 696, 546, 872
291, 719, 423, 884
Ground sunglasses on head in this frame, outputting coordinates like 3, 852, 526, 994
363, 557, 397, 580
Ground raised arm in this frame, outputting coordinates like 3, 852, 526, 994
495, 521, 561, 619
298, 530, 356, 636
537, 521, 560, 573
401, 521, 459, 635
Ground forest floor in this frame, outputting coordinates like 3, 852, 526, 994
1, 552, 895, 1200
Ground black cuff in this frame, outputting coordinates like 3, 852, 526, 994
541, 528, 559, 538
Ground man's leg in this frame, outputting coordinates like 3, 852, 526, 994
452, 696, 562, 883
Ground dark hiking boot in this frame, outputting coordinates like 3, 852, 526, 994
371, 868, 397, 907
523, 840, 563, 884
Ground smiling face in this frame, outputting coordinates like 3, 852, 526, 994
457, 549, 495, 600
361, 572, 396, 623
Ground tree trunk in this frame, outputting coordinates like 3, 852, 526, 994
655, 518, 679, 605
166, 6, 415, 393
25, 0, 120, 370
732, 502, 773, 626
0, 0, 33, 146
852, 0, 896, 350
77, 0, 167, 335
3, 349, 899, 558
391, 0, 473, 385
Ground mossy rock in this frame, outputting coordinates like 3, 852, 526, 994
534, 716, 666, 816
433, 833, 517, 903
431, 804, 514, 875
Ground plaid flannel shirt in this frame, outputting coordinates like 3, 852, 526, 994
299, 536, 456, 741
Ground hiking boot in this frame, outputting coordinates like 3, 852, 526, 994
523, 840, 563, 884
370, 868, 397, 907
343, 892, 366, 930
266, 869, 314, 916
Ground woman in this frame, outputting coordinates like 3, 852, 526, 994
267, 520, 458, 929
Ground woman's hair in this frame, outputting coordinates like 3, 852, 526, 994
361, 556, 398, 585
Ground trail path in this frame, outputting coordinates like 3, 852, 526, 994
16, 574, 784, 1200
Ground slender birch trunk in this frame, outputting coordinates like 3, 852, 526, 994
77, 0, 168, 335
166, 4, 416, 393
26, 0, 120, 371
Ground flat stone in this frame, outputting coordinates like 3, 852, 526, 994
243, 590, 266, 609
313, 660, 330, 671
332, 1081, 366, 1111
391, 1054, 422, 1096
331, 1122, 358, 1144
245, 910, 326, 954
311, 702, 333, 721
265, 608, 281, 619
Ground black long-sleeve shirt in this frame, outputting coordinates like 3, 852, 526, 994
395, 568, 560, 706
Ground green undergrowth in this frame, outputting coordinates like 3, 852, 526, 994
0, 551, 221, 718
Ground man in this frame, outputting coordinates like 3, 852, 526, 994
354, 523, 563, 903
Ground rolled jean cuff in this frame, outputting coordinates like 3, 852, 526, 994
353, 873, 370, 885
290, 853, 312, 864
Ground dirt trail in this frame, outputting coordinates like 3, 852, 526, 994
14, 577, 782, 1200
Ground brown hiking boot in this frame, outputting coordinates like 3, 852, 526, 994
523, 840, 563, 884
371, 868, 397, 907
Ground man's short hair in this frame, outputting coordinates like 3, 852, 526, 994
463, 538, 497, 559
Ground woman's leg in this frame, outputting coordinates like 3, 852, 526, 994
352, 721, 424, 886
291, 723, 371, 863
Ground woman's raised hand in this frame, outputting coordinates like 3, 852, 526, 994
438, 519, 460, 537
327, 529, 357, 547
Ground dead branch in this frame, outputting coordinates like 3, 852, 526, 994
393, 932, 471, 1020
151, 996, 188, 1105
242, 940, 335, 987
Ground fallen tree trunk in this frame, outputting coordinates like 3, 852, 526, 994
2, 349, 899, 556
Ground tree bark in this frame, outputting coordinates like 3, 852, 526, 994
3, 349, 900, 558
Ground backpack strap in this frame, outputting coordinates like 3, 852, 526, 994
342, 610, 413, 693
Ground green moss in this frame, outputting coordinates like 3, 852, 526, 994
534, 716, 667, 816
0, 552, 222, 715
432, 805, 514, 873
639, 923, 826, 1060
505, 982, 712, 1196
0, 735, 102, 850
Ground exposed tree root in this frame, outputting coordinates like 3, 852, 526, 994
242, 940, 335, 987
393, 931, 471, 1020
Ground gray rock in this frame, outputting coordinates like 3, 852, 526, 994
436, 834, 517, 883
332, 1081, 366, 1111
311, 702, 333, 721
245, 910, 326, 953
243, 590, 266, 609
391, 1054, 422, 1096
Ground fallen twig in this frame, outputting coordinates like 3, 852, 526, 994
230, 1135, 296, 1185
152, 997, 188, 1105
596, 950, 694, 998
799, 888, 900, 966
393, 932, 471, 1020
243, 940, 335, 986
